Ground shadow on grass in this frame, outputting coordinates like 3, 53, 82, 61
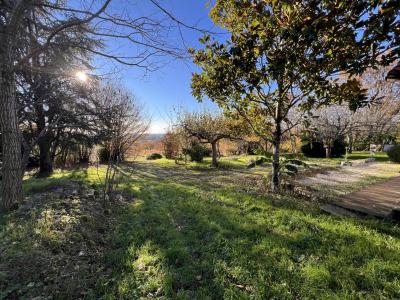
3, 162, 400, 299
0, 181, 113, 299
95, 165, 400, 299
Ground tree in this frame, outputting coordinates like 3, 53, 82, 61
178, 110, 244, 167
90, 83, 149, 162
191, 0, 399, 191
309, 67, 400, 155
0, 0, 185, 211
162, 131, 181, 160
352, 66, 400, 150
308, 105, 352, 158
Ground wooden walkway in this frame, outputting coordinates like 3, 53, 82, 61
332, 176, 400, 218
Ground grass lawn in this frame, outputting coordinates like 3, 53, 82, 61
1, 154, 400, 299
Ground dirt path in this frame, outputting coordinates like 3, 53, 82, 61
297, 161, 399, 187
296, 161, 400, 218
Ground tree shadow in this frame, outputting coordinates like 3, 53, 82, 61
97, 167, 400, 299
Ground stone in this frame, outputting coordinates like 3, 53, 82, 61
365, 157, 376, 163
114, 194, 124, 202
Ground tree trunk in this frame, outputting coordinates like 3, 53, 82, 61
347, 133, 353, 154
325, 145, 332, 158
211, 141, 218, 167
38, 137, 53, 176
271, 122, 282, 192
0, 51, 23, 211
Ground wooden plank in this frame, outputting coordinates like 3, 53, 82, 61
320, 204, 359, 218
333, 176, 400, 218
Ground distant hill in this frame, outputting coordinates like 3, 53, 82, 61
143, 133, 165, 141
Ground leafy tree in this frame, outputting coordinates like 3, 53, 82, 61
178, 110, 245, 167
191, 0, 398, 191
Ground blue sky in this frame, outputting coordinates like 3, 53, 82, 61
94, 0, 226, 133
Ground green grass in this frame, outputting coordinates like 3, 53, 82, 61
1, 157, 400, 299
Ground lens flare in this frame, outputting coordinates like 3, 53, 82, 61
76, 71, 88, 82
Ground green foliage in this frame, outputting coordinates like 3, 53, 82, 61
247, 156, 268, 168
331, 138, 347, 158
183, 141, 208, 163
97, 147, 123, 163
387, 145, 400, 163
301, 141, 326, 158
146, 153, 163, 160
246, 141, 264, 155
254, 148, 273, 158
302, 139, 346, 158
189, 0, 397, 189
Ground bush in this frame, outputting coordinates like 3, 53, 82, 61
147, 153, 163, 160
387, 145, 400, 163
331, 138, 346, 158
183, 141, 208, 163
97, 147, 124, 163
247, 141, 263, 155
162, 132, 180, 159
98, 147, 110, 163
301, 141, 325, 158
301, 139, 346, 158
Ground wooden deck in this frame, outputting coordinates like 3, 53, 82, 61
333, 176, 400, 218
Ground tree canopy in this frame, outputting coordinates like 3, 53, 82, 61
191, 0, 399, 191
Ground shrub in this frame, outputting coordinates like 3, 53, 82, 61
247, 141, 263, 155
162, 132, 180, 159
98, 147, 110, 163
146, 153, 163, 160
301, 139, 346, 158
387, 145, 400, 163
97, 147, 123, 163
301, 141, 325, 158
183, 141, 208, 162
247, 157, 268, 168
331, 138, 346, 158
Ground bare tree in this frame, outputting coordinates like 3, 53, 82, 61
177, 110, 245, 167
0, 0, 190, 210
91, 83, 149, 162
351, 66, 400, 150
89, 82, 149, 199
309, 105, 353, 158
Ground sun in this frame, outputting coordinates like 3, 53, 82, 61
76, 71, 88, 82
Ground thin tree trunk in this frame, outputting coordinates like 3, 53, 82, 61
271, 121, 282, 192
211, 141, 218, 167
0, 50, 23, 211
271, 96, 283, 192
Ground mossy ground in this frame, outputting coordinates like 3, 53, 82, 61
1, 152, 400, 299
